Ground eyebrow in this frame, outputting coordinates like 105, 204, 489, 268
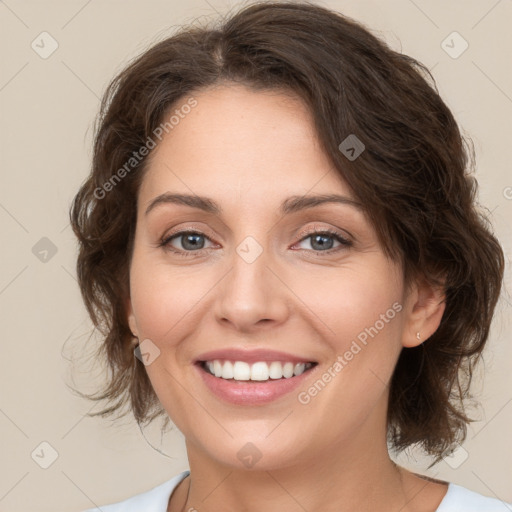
144, 192, 363, 217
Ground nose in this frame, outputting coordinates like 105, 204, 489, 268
214, 238, 290, 333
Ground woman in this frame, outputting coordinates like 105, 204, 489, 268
71, 2, 509, 511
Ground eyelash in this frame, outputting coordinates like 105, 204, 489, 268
157, 226, 353, 258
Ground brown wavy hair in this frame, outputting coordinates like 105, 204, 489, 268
69, 0, 504, 464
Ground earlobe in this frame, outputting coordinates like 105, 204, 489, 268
402, 277, 446, 348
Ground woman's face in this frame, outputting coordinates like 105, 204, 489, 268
127, 84, 431, 471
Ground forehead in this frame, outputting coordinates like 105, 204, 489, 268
139, 84, 353, 209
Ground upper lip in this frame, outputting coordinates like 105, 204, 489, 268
195, 348, 317, 364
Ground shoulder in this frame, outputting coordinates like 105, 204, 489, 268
80, 470, 190, 512
437, 482, 512, 512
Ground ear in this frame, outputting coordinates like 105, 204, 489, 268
126, 296, 139, 338
401, 275, 446, 348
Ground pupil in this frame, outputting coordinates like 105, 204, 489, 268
312, 234, 333, 250
183, 234, 203, 250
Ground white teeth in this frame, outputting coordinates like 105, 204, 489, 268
250, 362, 269, 381
293, 362, 306, 376
221, 360, 234, 379
203, 360, 314, 381
213, 360, 223, 378
233, 361, 251, 380
282, 362, 294, 378
268, 361, 283, 379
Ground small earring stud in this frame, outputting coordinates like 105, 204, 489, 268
416, 332, 421, 341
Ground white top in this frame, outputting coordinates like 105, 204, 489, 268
82, 470, 512, 512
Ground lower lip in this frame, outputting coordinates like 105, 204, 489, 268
195, 362, 318, 405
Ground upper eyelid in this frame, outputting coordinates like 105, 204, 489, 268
160, 218, 355, 238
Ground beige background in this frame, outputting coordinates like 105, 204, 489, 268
0, 0, 511, 510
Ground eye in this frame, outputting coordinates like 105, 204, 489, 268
293, 227, 352, 255
159, 230, 214, 257
158, 226, 352, 258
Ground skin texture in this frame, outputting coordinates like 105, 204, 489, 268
126, 83, 448, 512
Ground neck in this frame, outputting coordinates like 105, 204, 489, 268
170, 397, 448, 512
175, 428, 418, 512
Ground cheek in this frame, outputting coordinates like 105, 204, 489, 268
298, 261, 405, 405
128, 257, 203, 427
292, 261, 403, 345
293, 269, 404, 436
129, 255, 201, 343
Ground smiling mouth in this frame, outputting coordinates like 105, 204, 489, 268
198, 360, 318, 382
